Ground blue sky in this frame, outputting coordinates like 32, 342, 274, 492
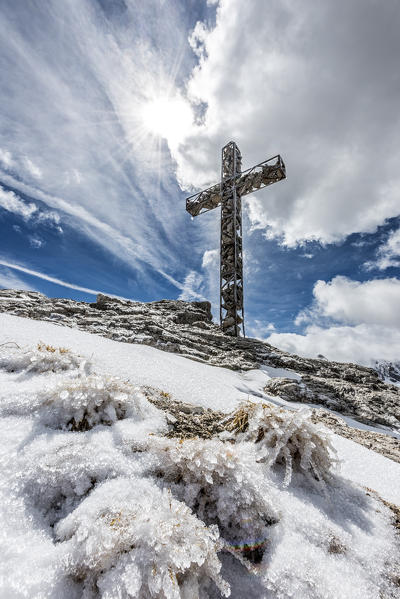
1, 0, 400, 365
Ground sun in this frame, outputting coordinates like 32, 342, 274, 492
141, 94, 193, 146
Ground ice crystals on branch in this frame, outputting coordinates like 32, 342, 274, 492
35, 376, 163, 432
223, 402, 338, 487
0, 342, 91, 376
145, 436, 280, 564
55, 478, 230, 599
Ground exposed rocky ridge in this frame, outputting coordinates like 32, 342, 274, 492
1, 288, 399, 435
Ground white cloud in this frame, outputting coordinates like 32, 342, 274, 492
0, 186, 37, 220
177, 270, 204, 301
268, 275, 400, 366
201, 248, 219, 318
0, 148, 14, 169
0, 185, 62, 229
202, 248, 218, 269
1, 147, 44, 180
247, 319, 275, 341
170, 0, 400, 246
29, 236, 44, 249
296, 276, 400, 328
365, 228, 400, 270
268, 324, 400, 367
23, 157, 42, 179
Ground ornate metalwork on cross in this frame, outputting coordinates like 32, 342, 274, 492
186, 141, 286, 337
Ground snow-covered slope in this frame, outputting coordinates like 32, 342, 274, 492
0, 314, 399, 599
1, 289, 399, 432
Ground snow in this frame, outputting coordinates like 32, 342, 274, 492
334, 435, 400, 505
260, 364, 301, 381
0, 314, 274, 413
0, 313, 399, 598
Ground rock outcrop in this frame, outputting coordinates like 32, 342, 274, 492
374, 359, 400, 385
1, 288, 399, 433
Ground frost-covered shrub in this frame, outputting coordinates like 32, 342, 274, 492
56, 478, 230, 599
224, 402, 337, 487
0, 342, 91, 375
36, 376, 162, 431
18, 433, 141, 525
146, 437, 279, 563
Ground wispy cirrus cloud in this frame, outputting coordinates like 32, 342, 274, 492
0, 259, 128, 298
0, 185, 60, 227
0, 266, 37, 292
0, 0, 212, 296
0, 186, 37, 220
177, 270, 205, 301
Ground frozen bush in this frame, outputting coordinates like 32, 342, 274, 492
36, 375, 163, 430
18, 432, 141, 525
223, 402, 337, 487
55, 478, 230, 599
0, 342, 92, 375
146, 436, 279, 563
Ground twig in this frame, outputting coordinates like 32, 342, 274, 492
0, 341, 21, 349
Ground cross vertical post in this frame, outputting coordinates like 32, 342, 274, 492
220, 141, 245, 336
185, 142, 286, 337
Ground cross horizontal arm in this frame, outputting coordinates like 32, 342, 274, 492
186, 154, 286, 217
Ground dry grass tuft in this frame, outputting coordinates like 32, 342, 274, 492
37, 342, 69, 354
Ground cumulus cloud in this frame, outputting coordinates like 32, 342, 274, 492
365, 228, 400, 271
268, 324, 400, 367
268, 275, 400, 366
247, 319, 275, 340
296, 276, 400, 328
170, 0, 400, 246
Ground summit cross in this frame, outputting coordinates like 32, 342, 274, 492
186, 141, 286, 337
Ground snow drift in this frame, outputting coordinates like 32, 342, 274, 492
0, 329, 399, 599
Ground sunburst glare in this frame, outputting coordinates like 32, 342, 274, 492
141, 94, 193, 147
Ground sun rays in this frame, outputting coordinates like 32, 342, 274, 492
140, 94, 193, 148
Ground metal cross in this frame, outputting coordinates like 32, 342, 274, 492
186, 141, 286, 337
